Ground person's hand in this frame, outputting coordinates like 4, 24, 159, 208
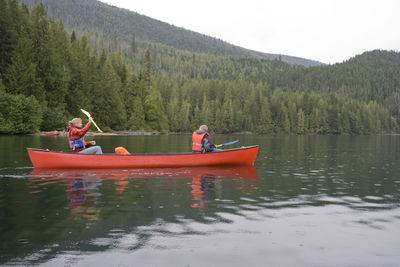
89, 141, 96, 145
89, 117, 93, 123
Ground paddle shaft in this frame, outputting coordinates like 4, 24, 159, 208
80, 109, 103, 132
89, 118, 103, 133
215, 140, 239, 148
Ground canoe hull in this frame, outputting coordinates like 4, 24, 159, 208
27, 146, 259, 168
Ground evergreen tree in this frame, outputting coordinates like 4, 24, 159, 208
123, 73, 146, 130
327, 94, 340, 133
144, 87, 169, 132
66, 36, 93, 116
192, 104, 202, 130
279, 104, 290, 133
166, 92, 180, 131
177, 100, 191, 131
0, 88, 42, 133
144, 50, 151, 93
91, 59, 126, 130
199, 92, 211, 129
4, 29, 45, 102
131, 36, 137, 54
216, 88, 234, 133
0, 0, 19, 76
297, 108, 306, 134
257, 96, 273, 133
243, 87, 257, 131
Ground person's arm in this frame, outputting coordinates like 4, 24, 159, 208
70, 122, 91, 139
202, 135, 216, 153
85, 140, 96, 147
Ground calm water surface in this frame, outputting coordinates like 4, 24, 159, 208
0, 134, 399, 267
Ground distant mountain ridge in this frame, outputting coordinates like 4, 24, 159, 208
19, 0, 324, 67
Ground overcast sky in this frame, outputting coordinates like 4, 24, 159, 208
99, 0, 399, 64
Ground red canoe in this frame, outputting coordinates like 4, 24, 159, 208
27, 146, 259, 169
44, 132, 60, 136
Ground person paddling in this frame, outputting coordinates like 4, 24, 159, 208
192, 125, 220, 153
66, 118, 103, 154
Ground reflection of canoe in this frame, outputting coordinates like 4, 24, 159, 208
29, 166, 258, 210
27, 146, 259, 169
44, 131, 60, 136
29, 165, 258, 180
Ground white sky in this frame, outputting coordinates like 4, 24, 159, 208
99, 0, 400, 64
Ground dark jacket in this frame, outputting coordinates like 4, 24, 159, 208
194, 129, 215, 153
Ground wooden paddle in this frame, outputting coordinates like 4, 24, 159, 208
80, 109, 103, 133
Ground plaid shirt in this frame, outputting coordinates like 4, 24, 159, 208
66, 122, 92, 153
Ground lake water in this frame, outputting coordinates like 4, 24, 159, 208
0, 134, 399, 267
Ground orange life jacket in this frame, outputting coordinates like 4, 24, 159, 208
192, 131, 209, 152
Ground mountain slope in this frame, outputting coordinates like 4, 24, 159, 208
20, 0, 323, 67
343, 50, 400, 68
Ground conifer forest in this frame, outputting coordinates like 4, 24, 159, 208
1, 0, 400, 134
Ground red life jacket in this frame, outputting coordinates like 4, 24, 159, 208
192, 131, 209, 152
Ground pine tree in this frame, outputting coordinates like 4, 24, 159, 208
144, 87, 169, 132
4, 30, 45, 102
123, 73, 146, 130
66, 36, 92, 116
192, 104, 202, 130
166, 96, 179, 131
279, 104, 290, 133
288, 100, 297, 133
131, 36, 137, 54
0, 0, 20, 76
0, 89, 42, 134
144, 50, 151, 93
216, 88, 234, 133
177, 100, 191, 131
297, 108, 306, 134
257, 96, 273, 133
92, 60, 126, 130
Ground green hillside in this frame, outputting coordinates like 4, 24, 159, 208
1, 0, 399, 135
19, 0, 323, 67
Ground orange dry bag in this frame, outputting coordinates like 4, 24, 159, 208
115, 146, 130, 155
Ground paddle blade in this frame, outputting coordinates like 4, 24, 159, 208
80, 109, 91, 118
80, 108, 102, 132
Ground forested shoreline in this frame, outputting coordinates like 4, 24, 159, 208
1, 1, 399, 134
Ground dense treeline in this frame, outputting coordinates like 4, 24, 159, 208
0, 1, 398, 134
20, 0, 400, 112
158, 78, 397, 134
